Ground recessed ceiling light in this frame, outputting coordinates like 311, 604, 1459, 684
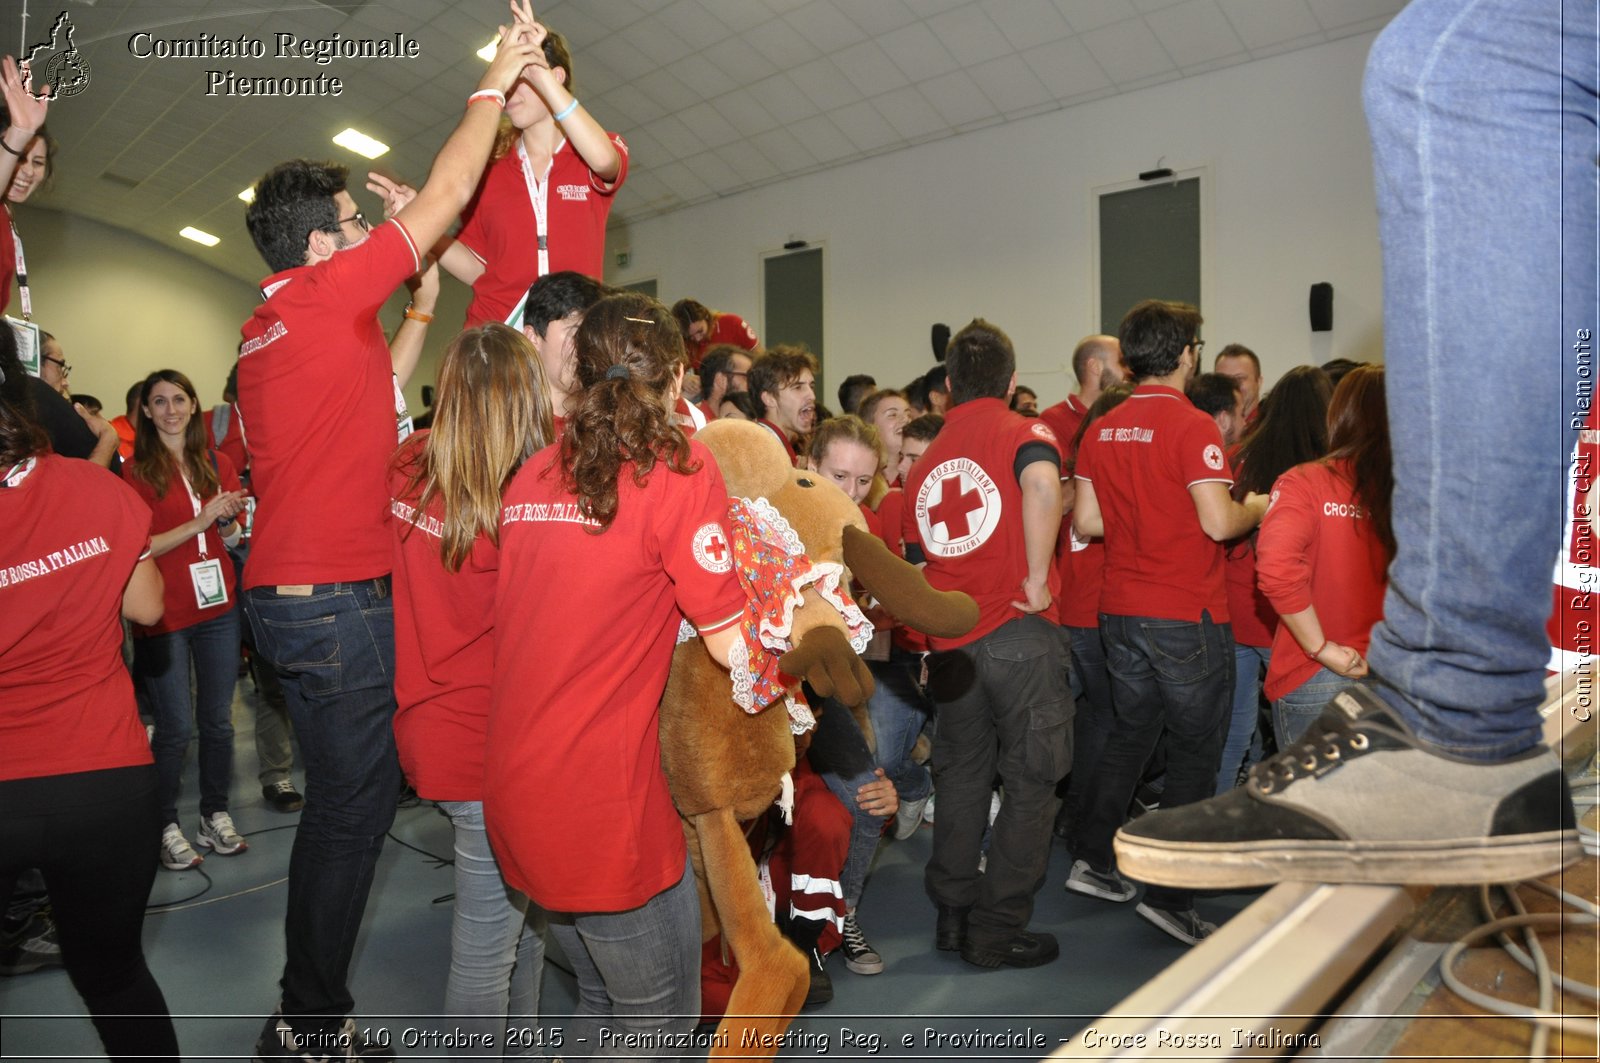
332, 128, 389, 160
238, 187, 255, 203
477, 38, 498, 62
180, 226, 220, 247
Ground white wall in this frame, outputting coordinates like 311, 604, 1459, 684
17, 207, 260, 411
607, 32, 1385, 407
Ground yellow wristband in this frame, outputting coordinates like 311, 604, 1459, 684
403, 304, 434, 324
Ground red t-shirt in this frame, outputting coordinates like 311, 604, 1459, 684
902, 397, 1061, 649
1038, 395, 1089, 460
1222, 452, 1277, 648
236, 220, 422, 589
1549, 404, 1598, 671
456, 135, 629, 328
1, 203, 16, 314
687, 313, 758, 369
387, 432, 498, 801
1, 455, 154, 782
1256, 459, 1389, 701
486, 440, 745, 911
122, 451, 242, 637
1075, 384, 1232, 622
1058, 527, 1105, 629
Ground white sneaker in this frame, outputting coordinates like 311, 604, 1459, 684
895, 794, 931, 840
160, 823, 203, 871
922, 792, 936, 824
196, 811, 248, 856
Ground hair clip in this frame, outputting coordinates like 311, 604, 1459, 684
623, 316, 654, 324
605, 364, 630, 381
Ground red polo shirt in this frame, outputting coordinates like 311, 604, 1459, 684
1075, 384, 1232, 622
486, 440, 745, 911
902, 397, 1061, 649
456, 135, 629, 327
687, 312, 758, 369
1038, 394, 1089, 459
236, 220, 422, 588
122, 452, 243, 637
1, 455, 154, 781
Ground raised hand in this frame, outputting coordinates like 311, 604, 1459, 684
1, 56, 48, 135
365, 172, 417, 219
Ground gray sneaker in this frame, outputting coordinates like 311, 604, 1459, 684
1064, 859, 1135, 902
1114, 685, 1580, 888
1135, 902, 1216, 946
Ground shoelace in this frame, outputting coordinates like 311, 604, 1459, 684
1249, 713, 1371, 795
842, 915, 871, 954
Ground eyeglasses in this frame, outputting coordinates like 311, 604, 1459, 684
337, 211, 370, 233
42, 354, 70, 374
1190, 339, 1206, 356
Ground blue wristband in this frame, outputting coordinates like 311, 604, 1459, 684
552, 98, 579, 122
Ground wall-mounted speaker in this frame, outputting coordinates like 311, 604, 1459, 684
1310, 283, 1334, 332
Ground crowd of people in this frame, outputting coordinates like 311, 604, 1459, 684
1, 1, 1591, 1062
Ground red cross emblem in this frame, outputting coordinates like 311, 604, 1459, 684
703, 533, 727, 562
928, 474, 983, 539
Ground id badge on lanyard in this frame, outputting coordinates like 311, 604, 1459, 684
181, 472, 229, 610
516, 140, 552, 277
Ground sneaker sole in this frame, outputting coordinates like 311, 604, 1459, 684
1113, 829, 1581, 889
1134, 903, 1208, 946
959, 942, 1060, 969
161, 857, 202, 871
1064, 877, 1135, 903
843, 955, 884, 975
196, 837, 248, 856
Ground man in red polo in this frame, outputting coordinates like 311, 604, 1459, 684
236, 23, 546, 1062
1039, 334, 1126, 452
748, 345, 817, 465
1069, 300, 1267, 947
901, 319, 1069, 970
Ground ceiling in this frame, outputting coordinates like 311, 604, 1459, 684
20, 0, 1404, 284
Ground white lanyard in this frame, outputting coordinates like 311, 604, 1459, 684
178, 467, 210, 559
516, 139, 555, 278
1, 456, 35, 487
11, 220, 31, 320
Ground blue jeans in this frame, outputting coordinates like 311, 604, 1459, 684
1216, 643, 1269, 794
1272, 667, 1356, 749
1082, 612, 1233, 911
545, 856, 700, 1062
243, 579, 401, 1035
437, 801, 544, 1061
135, 609, 240, 825
866, 649, 933, 804
1060, 625, 1114, 850
812, 700, 888, 911
922, 615, 1071, 946
1363, 0, 1598, 759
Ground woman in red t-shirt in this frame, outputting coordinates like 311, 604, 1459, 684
388, 322, 556, 1046
1, 55, 51, 316
123, 370, 250, 872
372, 2, 624, 328
487, 293, 748, 1045
0, 346, 179, 1061
1257, 366, 1394, 747
1217, 365, 1332, 788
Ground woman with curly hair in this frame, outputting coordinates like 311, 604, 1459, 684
486, 292, 748, 1047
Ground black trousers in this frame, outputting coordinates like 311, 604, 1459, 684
0, 764, 179, 1063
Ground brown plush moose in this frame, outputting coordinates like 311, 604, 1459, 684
659, 419, 977, 1057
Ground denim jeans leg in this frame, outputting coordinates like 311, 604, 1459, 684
438, 801, 544, 1061
1216, 643, 1269, 795
865, 650, 933, 803
1083, 613, 1232, 911
1062, 624, 1114, 849
244, 580, 400, 1034
188, 611, 240, 818
1362, 0, 1598, 759
545, 857, 700, 1062
818, 763, 885, 912
1272, 668, 1357, 749
134, 631, 195, 827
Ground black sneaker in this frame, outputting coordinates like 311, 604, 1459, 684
934, 904, 969, 952
801, 949, 832, 1009
838, 910, 883, 975
262, 780, 305, 813
0, 908, 61, 976
1135, 902, 1216, 946
1114, 685, 1581, 889
960, 929, 1059, 969
254, 1013, 395, 1062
